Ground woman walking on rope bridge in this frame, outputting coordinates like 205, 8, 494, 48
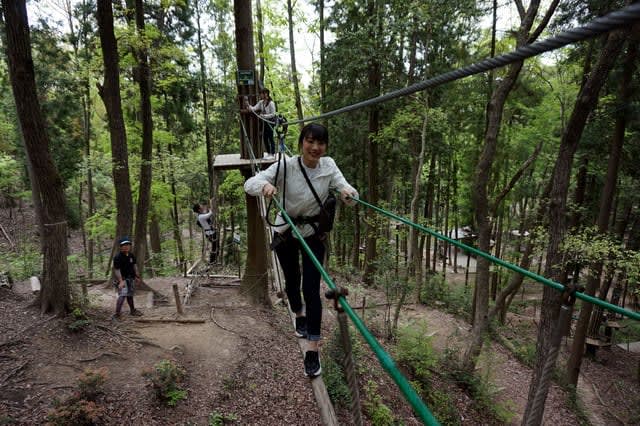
244, 123, 358, 377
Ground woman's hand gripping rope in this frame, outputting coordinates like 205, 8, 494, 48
340, 188, 358, 206
262, 183, 277, 198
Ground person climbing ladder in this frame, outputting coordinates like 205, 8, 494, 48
193, 199, 218, 264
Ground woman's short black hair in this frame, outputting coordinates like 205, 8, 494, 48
192, 204, 200, 213
298, 123, 329, 149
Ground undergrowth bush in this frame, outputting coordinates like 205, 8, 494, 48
420, 275, 472, 320
46, 368, 109, 425
46, 398, 105, 426
395, 321, 437, 383
77, 368, 108, 401
322, 325, 363, 407
67, 307, 92, 332
363, 380, 395, 426
142, 359, 187, 407
208, 410, 237, 425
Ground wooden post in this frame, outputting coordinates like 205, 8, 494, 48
172, 284, 183, 315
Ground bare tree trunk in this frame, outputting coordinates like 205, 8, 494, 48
524, 29, 627, 422
566, 28, 635, 387
235, 0, 270, 306
362, 0, 381, 286
407, 97, 428, 280
64, 0, 95, 278
131, 0, 154, 275
96, 0, 133, 246
256, 0, 265, 83
464, 0, 555, 373
3, 0, 70, 314
287, 0, 304, 123
319, 0, 326, 113
423, 151, 436, 275
195, 0, 217, 201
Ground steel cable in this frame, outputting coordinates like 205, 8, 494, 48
287, 3, 640, 125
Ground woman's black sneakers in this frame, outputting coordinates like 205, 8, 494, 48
295, 316, 307, 338
304, 351, 321, 377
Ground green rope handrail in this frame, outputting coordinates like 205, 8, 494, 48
272, 198, 440, 426
350, 196, 640, 322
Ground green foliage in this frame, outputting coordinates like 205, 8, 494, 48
395, 321, 437, 383
617, 319, 640, 343
421, 275, 472, 320
363, 380, 395, 426
411, 380, 460, 426
77, 368, 109, 401
142, 359, 187, 407
372, 239, 414, 338
67, 319, 92, 333
447, 366, 515, 424
208, 411, 237, 426
0, 153, 21, 203
323, 325, 364, 408
2, 241, 40, 281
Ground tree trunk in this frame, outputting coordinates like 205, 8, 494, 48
131, 0, 154, 276
407, 97, 428, 281
96, 0, 134, 246
423, 150, 436, 275
287, 0, 304, 123
195, 0, 216, 201
525, 29, 627, 422
3, 0, 71, 315
235, 0, 270, 306
566, 29, 635, 387
256, 0, 265, 83
362, 0, 381, 286
319, 0, 326, 113
464, 0, 551, 373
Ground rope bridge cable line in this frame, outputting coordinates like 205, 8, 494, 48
348, 196, 640, 322
272, 197, 441, 426
286, 2, 640, 126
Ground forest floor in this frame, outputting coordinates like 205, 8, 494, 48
0, 206, 639, 425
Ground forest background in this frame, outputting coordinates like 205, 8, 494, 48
1, 0, 640, 423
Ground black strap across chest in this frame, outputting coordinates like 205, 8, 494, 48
298, 156, 323, 210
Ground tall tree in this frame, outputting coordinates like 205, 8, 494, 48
463, 0, 558, 372
235, 0, 270, 306
130, 0, 154, 274
362, 0, 382, 285
523, 29, 627, 424
96, 0, 134, 248
566, 27, 637, 387
287, 0, 303, 122
2, 0, 70, 314
64, 0, 97, 277
195, 0, 216, 201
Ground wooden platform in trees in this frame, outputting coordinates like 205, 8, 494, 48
213, 153, 276, 171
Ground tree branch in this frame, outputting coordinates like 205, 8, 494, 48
514, 0, 525, 21
492, 140, 543, 214
528, 0, 561, 43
